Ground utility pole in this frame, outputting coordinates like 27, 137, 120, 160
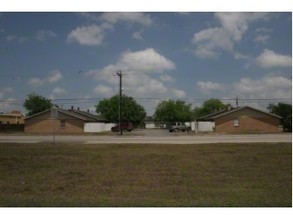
117, 70, 123, 135
236, 97, 239, 108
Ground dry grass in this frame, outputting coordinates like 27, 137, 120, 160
0, 142, 291, 207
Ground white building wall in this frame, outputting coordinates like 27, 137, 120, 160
105, 123, 116, 131
184, 122, 196, 131
145, 123, 155, 129
84, 123, 116, 133
195, 121, 215, 133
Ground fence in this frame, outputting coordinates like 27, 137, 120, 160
84, 122, 116, 133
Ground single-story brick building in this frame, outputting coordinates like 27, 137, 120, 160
24, 107, 108, 133
196, 106, 282, 133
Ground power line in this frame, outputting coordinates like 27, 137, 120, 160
0, 97, 291, 104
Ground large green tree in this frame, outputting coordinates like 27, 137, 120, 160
23, 93, 53, 116
194, 99, 228, 118
96, 95, 146, 126
267, 103, 292, 132
154, 100, 193, 122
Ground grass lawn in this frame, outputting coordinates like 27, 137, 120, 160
0, 142, 291, 207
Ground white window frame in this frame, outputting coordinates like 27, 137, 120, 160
233, 118, 239, 127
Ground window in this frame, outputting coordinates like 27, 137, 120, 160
60, 120, 66, 128
233, 118, 239, 127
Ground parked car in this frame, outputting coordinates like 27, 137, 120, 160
111, 123, 134, 132
169, 122, 191, 132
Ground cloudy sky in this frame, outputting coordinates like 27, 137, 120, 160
0, 12, 291, 114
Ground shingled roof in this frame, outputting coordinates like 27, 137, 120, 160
197, 106, 282, 121
25, 108, 106, 122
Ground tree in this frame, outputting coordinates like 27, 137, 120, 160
194, 99, 228, 118
95, 95, 146, 126
267, 103, 292, 132
23, 93, 53, 116
154, 100, 193, 123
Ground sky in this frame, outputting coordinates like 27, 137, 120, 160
0, 11, 292, 115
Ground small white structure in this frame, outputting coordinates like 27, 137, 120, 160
194, 121, 215, 133
84, 122, 116, 133
184, 122, 196, 131
145, 122, 155, 129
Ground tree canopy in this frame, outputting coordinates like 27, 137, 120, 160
154, 100, 193, 122
95, 95, 146, 126
23, 93, 53, 116
194, 99, 228, 119
267, 103, 292, 132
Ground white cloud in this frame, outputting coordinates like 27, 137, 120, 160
160, 74, 174, 82
254, 34, 269, 44
255, 49, 292, 68
192, 12, 268, 59
28, 70, 63, 87
171, 89, 186, 98
94, 85, 114, 97
148, 79, 168, 94
0, 87, 14, 100
194, 75, 291, 110
79, 12, 100, 22
28, 77, 45, 87
100, 12, 152, 26
234, 75, 291, 99
0, 98, 17, 113
196, 81, 226, 94
69, 13, 152, 48
47, 70, 63, 83
215, 13, 267, 41
254, 27, 271, 44
6, 34, 27, 43
132, 30, 143, 40
84, 48, 182, 114
35, 30, 57, 41
67, 25, 104, 46
86, 48, 175, 82
85, 64, 118, 84
52, 87, 66, 95
118, 48, 176, 73
196, 75, 291, 100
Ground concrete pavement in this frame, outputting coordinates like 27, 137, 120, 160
0, 133, 291, 144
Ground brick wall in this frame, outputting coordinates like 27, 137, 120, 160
25, 111, 84, 133
214, 108, 281, 133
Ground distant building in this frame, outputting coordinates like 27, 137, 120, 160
144, 116, 155, 129
196, 106, 282, 133
0, 110, 25, 125
24, 107, 112, 133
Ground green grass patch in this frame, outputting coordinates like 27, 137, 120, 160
0, 142, 291, 207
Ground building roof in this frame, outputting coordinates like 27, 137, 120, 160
197, 106, 282, 121
69, 109, 108, 122
25, 108, 105, 122
0, 111, 24, 117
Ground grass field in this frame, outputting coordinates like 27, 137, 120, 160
0, 142, 291, 207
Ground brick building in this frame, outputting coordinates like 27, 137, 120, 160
24, 107, 105, 133
0, 110, 25, 125
197, 106, 282, 133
